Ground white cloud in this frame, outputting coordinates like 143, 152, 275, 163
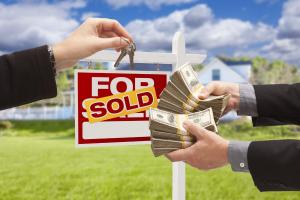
126, 4, 276, 53
183, 4, 213, 28
258, 0, 300, 64
186, 20, 275, 50
278, 0, 300, 39
126, 1, 300, 65
105, 0, 196, 10
0, 0, 84, 52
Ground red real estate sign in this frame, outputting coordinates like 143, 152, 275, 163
75, 70, 168, 147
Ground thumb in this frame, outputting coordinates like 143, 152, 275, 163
183, 120, 207, 140
97, 37, 129, 50
199, 83, 215, 99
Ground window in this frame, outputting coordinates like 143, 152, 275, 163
212, 69, 220, 80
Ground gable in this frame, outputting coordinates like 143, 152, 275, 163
228, 64, 251, 80
198, 58, 247, 84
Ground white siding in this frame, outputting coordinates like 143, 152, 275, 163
198, 58, 247, 84
229, 64, 251, 81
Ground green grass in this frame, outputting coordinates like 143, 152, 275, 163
0, 120, 300, 200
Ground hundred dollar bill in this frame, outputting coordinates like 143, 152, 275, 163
157, 99, 186, 114
151, 138, 193, 149
158, 63, 230, 122
159, 88, 230, 122
151, 130, 195, 142
165, 81, 199, 109
159, 88, 194, 113
170, 63, 204, 104
149, 107, 217, 136
196, 94, 231, 123
203, 94, 230, 121
151, 137, 194, 157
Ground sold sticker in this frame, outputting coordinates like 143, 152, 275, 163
75, 70, 168, 146
84, 86, 158, 123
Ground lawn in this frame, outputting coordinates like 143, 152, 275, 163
0, 120, 300, 200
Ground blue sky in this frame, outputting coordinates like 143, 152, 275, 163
77, 0, 284, 26
0, 0, 300, 65
1, 0, 284, 26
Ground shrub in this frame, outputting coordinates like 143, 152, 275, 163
0, 121, 13, 130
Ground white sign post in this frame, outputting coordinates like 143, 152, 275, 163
80, 32, 206, 200
172, 32, 187, 200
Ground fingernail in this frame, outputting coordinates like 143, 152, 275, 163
199, 92, 207, 99
183, 121, 190, 129
120, 37, 130, 45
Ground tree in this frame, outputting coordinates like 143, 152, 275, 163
192, 64, 204, 72
219, 56, 300, 84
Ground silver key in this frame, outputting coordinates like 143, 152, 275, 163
114, 48, 128, 68
114, 40, 136, 68
128, 43, 136, 69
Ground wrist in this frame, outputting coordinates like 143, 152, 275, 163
215, 138, 229, 168
222, 139, 229, 166
229, 84, 240, 111
52, 43, 65, 71
52, 42, 78, 71
237, 84, 258, 117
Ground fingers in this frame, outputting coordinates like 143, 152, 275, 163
97, 37, 129, 50
222, 106, 231, 116
166, 148, 189, 162
199, 82, 217, 99
100, 32, 126, 52
96, 18, 132, 41
183, 121, 207, 140
101, 31, 119, 38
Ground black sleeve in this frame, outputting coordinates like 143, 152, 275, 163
0, 45, 57, 110
252, 84, 300, 126
248, 140, 300, 191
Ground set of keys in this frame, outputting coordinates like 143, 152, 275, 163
114, 38, 136, 69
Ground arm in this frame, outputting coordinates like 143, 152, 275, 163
0, 18, 132, 110
238, 84, 300, 190
200, 82, 300, 126
228, 84, 255, 173
0, 46, 57, 110
248, 140, 300, 191
252, 84, 300, 126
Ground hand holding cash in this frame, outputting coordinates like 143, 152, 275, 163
149, 63, 232, 157
166, 121, 229, 170
199, 82, 240, 115
149, 108, 217, 156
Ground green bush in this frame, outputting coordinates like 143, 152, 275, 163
0, 121, 13, 130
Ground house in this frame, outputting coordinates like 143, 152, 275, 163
198, 58, 251, 84
198, 57, 252, 121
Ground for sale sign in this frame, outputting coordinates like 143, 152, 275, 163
75, 70, 168, 147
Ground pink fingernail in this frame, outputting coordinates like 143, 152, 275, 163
183, 121, 189, 129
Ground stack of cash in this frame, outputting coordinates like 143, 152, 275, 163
149, 108, 217, 157
149, 63, 230, 157
157, 63, 230, 123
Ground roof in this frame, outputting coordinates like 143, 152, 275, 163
198, 58, 248, 83
222, 60, 252, 66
